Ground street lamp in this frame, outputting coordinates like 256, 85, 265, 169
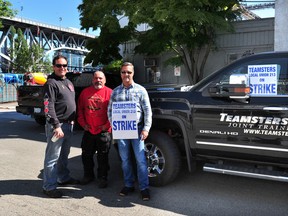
59, 17, 62, 28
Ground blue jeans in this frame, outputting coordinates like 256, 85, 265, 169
43, 122, 74, 191
117, 130, 149, 191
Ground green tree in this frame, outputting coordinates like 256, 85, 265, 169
0, 0, 16, 28
103, 59, 123, 74
8, 27, 51, 73
78, 0, 241, 84
30, 42, 52, 73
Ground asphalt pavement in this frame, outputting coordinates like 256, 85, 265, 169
1, 102, 288, 216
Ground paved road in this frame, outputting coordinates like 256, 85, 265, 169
0, 108, 288, 216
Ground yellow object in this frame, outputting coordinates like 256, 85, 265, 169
32, 72, 47, 85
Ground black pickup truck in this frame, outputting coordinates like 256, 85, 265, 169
17, 52, 288, 187
146, 51, 288, 186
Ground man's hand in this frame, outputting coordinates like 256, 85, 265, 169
140, 130, 149, 141
54, 127, 64, 138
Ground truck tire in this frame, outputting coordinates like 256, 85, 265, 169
34, 116, 46, 125
145, 130, 182, 186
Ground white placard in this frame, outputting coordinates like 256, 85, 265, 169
111, 101, 138, 139
248, 64, 278, 96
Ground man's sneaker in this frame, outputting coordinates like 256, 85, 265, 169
43, 189, 63, 198
58, 178, 80, 186
98, 178, 108, 188
140, 189, 150, 201
80, 176, 94, 185
119, 186, 135, 196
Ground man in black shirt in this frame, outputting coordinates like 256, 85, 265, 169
42, 55, 78, 198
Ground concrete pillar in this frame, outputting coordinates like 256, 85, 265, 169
274, 0, 288, 51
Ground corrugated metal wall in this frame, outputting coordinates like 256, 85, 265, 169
126, 18, 275, 85
206, 18, 274, 77
0, 74, 24, 103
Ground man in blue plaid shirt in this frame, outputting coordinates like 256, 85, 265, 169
107, 62, 152, 201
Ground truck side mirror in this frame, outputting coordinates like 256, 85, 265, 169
228, 74, 250, 100
206, 73, 250, 102
229, 74, 249, 85
208, 84, 250, 98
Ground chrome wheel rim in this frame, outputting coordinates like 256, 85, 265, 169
145, 142, 165, 177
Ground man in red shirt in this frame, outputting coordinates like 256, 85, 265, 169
77, 71, 112, 188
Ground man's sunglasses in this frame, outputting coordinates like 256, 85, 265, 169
121, 71, 132, 74
54, 64, 68, 68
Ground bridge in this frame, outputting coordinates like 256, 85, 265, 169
0, 16, 95, 72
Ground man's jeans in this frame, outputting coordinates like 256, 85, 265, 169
81, 131, 111, 179
117, 134, 149, 191
43, 122, 73, 191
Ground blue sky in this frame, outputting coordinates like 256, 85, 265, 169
9, 0, 93, 32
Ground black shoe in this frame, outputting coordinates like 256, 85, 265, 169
98, 178, 108, 188
141, 189, 150, 201
80, 176, 94, 185
119, 186, 135, 196
43, 189, 63, 198
58, 178, 80, 186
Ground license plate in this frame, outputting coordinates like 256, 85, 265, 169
34, 108, 41, 113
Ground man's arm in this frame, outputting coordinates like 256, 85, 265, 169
141, 89, 152, 133
44, 82, 60, 129
107, 91, 115, 124
77, 90, 87, 129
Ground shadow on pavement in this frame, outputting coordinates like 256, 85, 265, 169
0, 111, 83, 148
0, 148, 151, 209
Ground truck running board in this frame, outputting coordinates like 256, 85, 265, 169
203, 163, 288, 182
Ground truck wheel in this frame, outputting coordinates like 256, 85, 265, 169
34, 116, 46, 125
145, 130, 181, 186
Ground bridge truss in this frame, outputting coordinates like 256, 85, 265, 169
0, 16, 95, 72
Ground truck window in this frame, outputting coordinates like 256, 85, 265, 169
212, 57, 288, 96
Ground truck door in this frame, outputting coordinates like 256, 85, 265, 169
192, 54, 288, 164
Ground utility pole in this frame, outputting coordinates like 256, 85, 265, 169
274, 0, 288, 51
